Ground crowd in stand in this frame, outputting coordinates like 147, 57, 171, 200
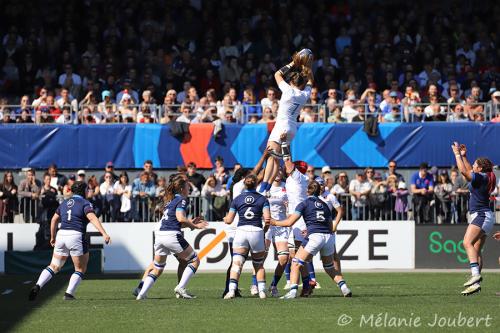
1, 159, 499, 227
0, 1, 499, 124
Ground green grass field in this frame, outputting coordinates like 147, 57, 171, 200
1, 272, 499, 332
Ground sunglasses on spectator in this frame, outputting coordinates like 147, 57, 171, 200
339, 174, 347, 178
389, 164, 396, 168
366, 171, 374, 174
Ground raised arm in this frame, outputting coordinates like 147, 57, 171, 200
451, 142, 472, 181
252, 148, 270, 176
275, 61, 294, 86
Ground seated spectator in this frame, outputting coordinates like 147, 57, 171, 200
113, 171, 132, 222
434, 170, 453, 224
349, 171, 372, 220
425, 102, 447, 121
299, 105, 316, 123
176, 103, 192, 123
17, 109, 34, 123
341, 90, 358, 122
410, 162, 434, 224
447, 103, 469, 122
260, 88, 277, 110
383, 105, 402, 122
351, 105, 365, 122
327, 106, 346, 123
242, 88, 261, 120
18, 168, 42, 223
118, 93, 137, 123
0, 171, 18, 223
485, 91, 500, 121
258, 107, 274, 123
132, 171, 156, 222
100, 171, 117, 222
55, 105, 73, 124
2, 109, 15, 124
97, 90, 117, 122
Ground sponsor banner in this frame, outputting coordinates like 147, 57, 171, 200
1, 221, 414, 272
415, 225, 500, 268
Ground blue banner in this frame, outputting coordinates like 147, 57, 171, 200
0, 123, 498, 169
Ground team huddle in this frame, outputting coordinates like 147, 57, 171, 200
27, 49, 497, 301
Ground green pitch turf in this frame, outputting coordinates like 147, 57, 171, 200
1, 273, 499, 332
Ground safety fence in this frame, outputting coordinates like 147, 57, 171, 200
2, 101, 498, 124
2, 193, 498, 225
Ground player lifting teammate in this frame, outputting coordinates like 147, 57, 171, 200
259, 49, 314, 196
452, 142, 497, 296
29, 181, 111, 301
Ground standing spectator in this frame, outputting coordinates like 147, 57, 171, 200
349, 171, 372, 220
306, 165, 316, 181
369, 172, 388, 220
450, 168, 469, 223
86, 175, 102, 217
434, 170, 453, 224
201, 175, 228, 221
99, 162, 119, 184
187, 162, 206, 193
321, 166, 332, 179
365, 167, 375, 184
393, 181, 409, 220
38, 173, 59, 243
132, 171, 156, 222
143, 160, 158, 184
77, 170, 86, 184
100, 171, 118, 222
384, 160, 404, 182
47, 164, 67, 193
113, 171, 132, 222
410, 162, 435, 224
18, 169, 42, 223
260, 88, 277, 110
0, 171, 18, 223
213, 156, 228, 186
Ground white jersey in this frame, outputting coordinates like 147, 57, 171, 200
276, 81, 312, 124
268, 184, 288, 220
285, 169, 308, 214
320, 190, 341, 211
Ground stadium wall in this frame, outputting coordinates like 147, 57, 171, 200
1, 123, 499, 170
1, 222, 415, 273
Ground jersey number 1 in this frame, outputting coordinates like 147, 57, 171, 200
67, 209, 72, 222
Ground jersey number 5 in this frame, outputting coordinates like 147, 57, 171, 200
244, 208, 255, 220
316, 211, 325, 222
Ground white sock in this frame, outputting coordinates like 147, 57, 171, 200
470, 263, 480, 276
340, 283, 350, 294
36, 267, 55, 288
257, 281, 266, 293
138, 274, 157, 297
177, 264, 196, 289
229, 279, 238, 292
66, 272, 83, 295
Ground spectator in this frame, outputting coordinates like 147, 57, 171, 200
242, 88, 261, 120
410, 162, 435, 224
47, 164, 67, 193
97, 90, 117, 121
132, 171, 156, 222
176, 103, 192, 123
321, 166, 332, 179
0, 171, 18, 223
383, 105, 402, 122
86, 175, 102, 217
99, 162, 119, 184
327, 106, 346, 123
201, 175, 228, 221
55, 88, 78, 113
351, 105, 365, 123
18, 168, 41, 223
17, 109, 34, 123
187, 162, 206, 193
39, 173, 59, 236
143, 160, 158, 184
260, 88, 277, 110
365, 167, 375, 184
213, 156, 228, 186
450, 168, 469, 223
114, 171, 132, 222
369, 172, 388, 220
393, 180, 409, 220
118, 93, 137, 123
332, 172, 349, 196
349, 171, 372, 220
306, 165, 316, 181
76, 170, 86, 184
63, 174, 76, 199
55, 105, 73, 124
258, 107, 274, 123
384, 160, 404, 182
434, 170, 453, 224
100, 171, 118, 222
447, 103, 469, 122
486, 91, 500, 121
58, 64, 82, 98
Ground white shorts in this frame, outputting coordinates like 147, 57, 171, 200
54, 230, 88, 257
268, 120, 297, 144
469, 211, 496, 236
154, 231, 191, 256
233, 226, 265, 253
302, 233, 336, 257
266, 226, 291, 243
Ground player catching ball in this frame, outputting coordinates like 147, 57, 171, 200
452, 142, 496, 296
259, 49, 314, 195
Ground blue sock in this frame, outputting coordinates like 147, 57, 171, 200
265, 182, 272, 191
271, 274, 281, 287
252, 274, 257, 286
302, 275, 310, 289
258, 182, 269, 193
284, 263, 291, 281
307, 262, 316, 280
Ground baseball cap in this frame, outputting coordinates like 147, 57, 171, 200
293, 161, 308, 174
389, 91, 398, 97
69, 174, 76, 180
493, 91, 500, 98
101, 90, 111, 100
398, 181, 407, 190
321, 166, 332, 174
106, 161, 114, 168
489, 88, 496, 95
77, 170, 86, 176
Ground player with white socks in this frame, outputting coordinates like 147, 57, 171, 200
136, 177, 207, 300
271, 180, 350, 299
29, 181, 111, 301
223, 174, 271, 299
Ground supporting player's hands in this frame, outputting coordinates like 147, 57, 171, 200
493, 232, 500, 240
279, 131, 288, 142
459, 143, 467, 157
451, 142, 460, 156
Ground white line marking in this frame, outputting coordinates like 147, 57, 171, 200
2, 289, 13, 295
23, 280, 32, 285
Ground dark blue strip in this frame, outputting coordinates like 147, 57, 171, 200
148, 273, 158, 281
45, 267, 55, 276
74, 271, 84, 278
229, 278, 238, 284
291, 285, 298, 290
470, 263, 479, 267
338, 280, 346, 287
188, 264, 197, 273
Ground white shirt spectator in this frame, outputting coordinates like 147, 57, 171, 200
113, 181, 132, 213
176, 114, 191, 124
58, 72, 82, 87
456, 48, 476, 66
349, 178, 372, 207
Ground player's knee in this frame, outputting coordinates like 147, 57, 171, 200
49, 257, 65, 273
252, 255, 265, 268
153, 260, 166, 273
277, 251, 289, 266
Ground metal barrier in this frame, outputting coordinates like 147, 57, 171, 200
1, 101, 497, 124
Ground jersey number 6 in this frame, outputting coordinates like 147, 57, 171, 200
244, 208, 255, 220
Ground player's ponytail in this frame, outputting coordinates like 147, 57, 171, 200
289, 69, 307, 88
244, 174, 258, 190
71, 181, 86, 197
307, 181, 321, 196
165, 177, 187, 202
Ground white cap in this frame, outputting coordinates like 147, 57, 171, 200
77, 169, 86, 176
322, 166, 332, 174
398, 181, 407, 190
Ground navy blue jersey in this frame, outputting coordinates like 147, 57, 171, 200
159, 195, 189, 232
56, 195, 94, 233
230, 190, 270, 228
468, 172, 496, 212
294, 196, 332, 234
